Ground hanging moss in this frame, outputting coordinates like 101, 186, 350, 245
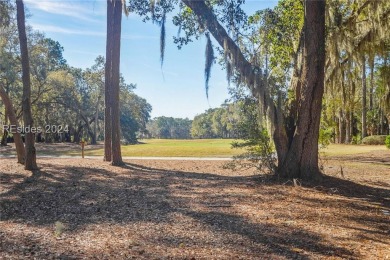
160, 12, 166, 66
204, 32, 214, 98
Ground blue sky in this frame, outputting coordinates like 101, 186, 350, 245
24, 0, 277, 119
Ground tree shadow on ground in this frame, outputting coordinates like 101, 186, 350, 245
1, 159, 388, 258
303, 175, 390, 209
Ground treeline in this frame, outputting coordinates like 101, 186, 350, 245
323, 56, 390, 144
0, 8, 151, 145
191, 101, 258, 139
321, 2, 390, 143
146, 117, 192, 139
146, 99, 259, 139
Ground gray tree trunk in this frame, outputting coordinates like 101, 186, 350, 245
361, 55, 367, 138
104, 0, 113, 161
16, 0, 37, 170
0, 85, 25, 164
278, 0, 326, 179
105, 0, 123, 165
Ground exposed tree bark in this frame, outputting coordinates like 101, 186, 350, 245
287, 31, 304, 147
16, 0, 37, 170
278, 0, 326, 179
110, 0, 123, 165
0, 85, 25, 163
105, 0, 123, 165
104, 0, 113, 161
361, 55, 367, 138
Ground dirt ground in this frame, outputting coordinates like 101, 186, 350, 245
1, 151, 389, 259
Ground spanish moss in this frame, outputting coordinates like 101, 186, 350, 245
121, 0, 129, 17
150, 0, 156, 21
205, 32, 214, 99
224, 48, 232, 85
160, 12, 166, 66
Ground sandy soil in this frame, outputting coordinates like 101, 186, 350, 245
0, 153, 389, 259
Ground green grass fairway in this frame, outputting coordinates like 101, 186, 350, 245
84, 139, 243, 157
320, 143, 388, 157
3, 140, 388, 158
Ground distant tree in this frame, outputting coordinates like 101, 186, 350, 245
0, 0, 11, 27
16, 0, 37, 170
84, 56, 105, 144
191, 111, 215, 139
120, 84, 152, 143
147, 117, 191, 139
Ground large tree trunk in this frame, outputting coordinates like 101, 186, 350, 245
16, 0, 37, 170
105, 0, 123, 165
0, 85, 25, 164
104, 0, 113, 161
278, 0, 326, 179
183, 0, 325, 180
110, 0, 123, 165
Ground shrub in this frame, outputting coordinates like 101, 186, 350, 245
319, 127, 333, 148
228, 129, 276, 173
352, 134, 362, 144
385, 135, 390, 149
361, 135, 387, 145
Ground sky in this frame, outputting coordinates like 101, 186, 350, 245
24, 0, 277, 119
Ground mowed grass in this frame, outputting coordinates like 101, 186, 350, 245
320, 143, 388, 157
83, 139, 243, 157
3, 139, 388, 158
